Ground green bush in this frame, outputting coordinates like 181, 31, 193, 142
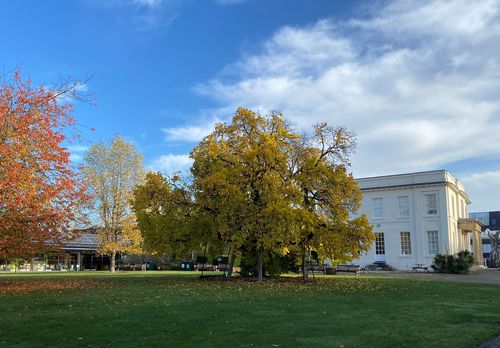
431, 250, 474, 274
239, 250, 299, 277
196, 256, 208, 264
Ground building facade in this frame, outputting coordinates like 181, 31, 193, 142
353, 170, 483, 270
0, 229, 110, 272
469, 211, 500, 267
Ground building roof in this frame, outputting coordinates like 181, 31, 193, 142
62, 233, 100, 251
355, 170, 470, 203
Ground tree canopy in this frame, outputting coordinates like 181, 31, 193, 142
0, 70, 89, 259
83, 134, 144, 272
135, 107, 373, 280
131, 172, 195, 257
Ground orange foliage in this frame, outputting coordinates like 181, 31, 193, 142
0, 70, 90, 258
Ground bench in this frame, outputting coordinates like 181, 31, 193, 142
412, 264, 430, 272
335, 264, 361, 275
119, 264, 147, 271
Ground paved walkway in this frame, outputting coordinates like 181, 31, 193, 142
365, 267, 500, 285
480, 335, 500, 348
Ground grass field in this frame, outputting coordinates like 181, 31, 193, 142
0, 272, 499, 347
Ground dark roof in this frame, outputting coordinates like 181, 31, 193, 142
62, 233, 100, 251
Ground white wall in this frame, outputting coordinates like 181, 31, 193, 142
353, 171, 469, 270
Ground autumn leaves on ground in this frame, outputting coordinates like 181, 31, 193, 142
1, 273, 500, 348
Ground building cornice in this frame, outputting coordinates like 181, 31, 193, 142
357, 173, 471, 204
359, 181, 446, 192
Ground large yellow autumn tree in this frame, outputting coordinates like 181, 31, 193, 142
190, 108, 373, 280
191, 108, 301, 280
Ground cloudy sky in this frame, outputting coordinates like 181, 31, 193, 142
1, 0, 499, 211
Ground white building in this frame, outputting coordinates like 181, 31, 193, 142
353, 170, 483, 270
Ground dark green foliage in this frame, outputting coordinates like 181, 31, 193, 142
211, 256, 228, 266
432, 250, 474, 274
239, 250, 299, 277
131, 172, 195, 255
196, 256, 208, 264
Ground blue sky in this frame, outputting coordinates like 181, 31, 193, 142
1, 0, 499, 211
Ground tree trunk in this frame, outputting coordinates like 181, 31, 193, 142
227, 252, 236, 279
110, 251, 116, 273
257, 251, 263, 281
302, 252, 308, 281
201, 241, 208, 278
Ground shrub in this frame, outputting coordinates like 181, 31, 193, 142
239, 250, 299, 277
431, 250, 474, 274
196, 256, 208, 264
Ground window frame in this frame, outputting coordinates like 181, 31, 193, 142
375, 232, 385, 255
451, 196, 455, 218
373, 198, 383, 219
424, 193, 438, 216
427, 230, 440, 255
398, 196, 410, 218
400, 231, 412, 256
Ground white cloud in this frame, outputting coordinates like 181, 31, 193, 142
85, 0, 181, 31
195, 0, 500, 209
213, 0, 247, 5
134, 0, 163, 7
70, 154, 83, 162
149, 154, 193, 174
67, 145, 89, 153
54, 82, 89, 103
66, 144, 88, 163
161, 107, 233, 143
461, 170, 500, 211
162, 121, 217, 142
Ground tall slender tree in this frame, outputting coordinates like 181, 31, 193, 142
83, 135, 144, 272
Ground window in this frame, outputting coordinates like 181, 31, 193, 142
427, 231, 439, 255
375, 233, 385, 255
373, 198, 383, 218
460, 200, 464, 218
484, 244, 491, 253
425, 193, 438, 215
451, 196, 455, 217
398, 196, 409, 217
400, 232, 412, 255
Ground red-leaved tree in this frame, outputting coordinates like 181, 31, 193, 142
0, 70, 90, 260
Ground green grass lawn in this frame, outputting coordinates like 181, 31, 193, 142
0, 272, 499, 347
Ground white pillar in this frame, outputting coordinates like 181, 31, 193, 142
77, 252, 82, 272
472, 228, 483, 266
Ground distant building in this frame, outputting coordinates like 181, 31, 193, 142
0, 228, 110, 272
352, 170, 483, 270
469, 211, 500, 267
